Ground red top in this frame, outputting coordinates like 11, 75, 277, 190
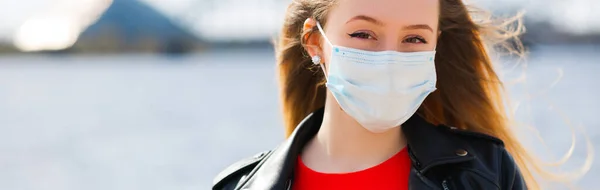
292, 148, 411, 190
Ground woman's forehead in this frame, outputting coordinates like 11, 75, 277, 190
327, 0, 439, 29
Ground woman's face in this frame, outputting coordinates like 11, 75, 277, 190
317, 0, 439, 62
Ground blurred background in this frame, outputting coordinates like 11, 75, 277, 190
0, 0, 598, 189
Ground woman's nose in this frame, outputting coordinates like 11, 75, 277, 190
382, 41, 401, 52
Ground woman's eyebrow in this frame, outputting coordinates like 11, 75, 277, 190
346, 15, 384, 26
403, 24, 433, 33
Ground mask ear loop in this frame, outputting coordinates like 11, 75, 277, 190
316, 22, 334, 48
315, 21, 333, 79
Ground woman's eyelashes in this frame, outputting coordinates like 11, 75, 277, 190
347, 31, 428, 44
347, 31, 377, 40
402, 35, 427, 44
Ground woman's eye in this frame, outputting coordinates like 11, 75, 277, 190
403, 36, 427, 44
348, 32, 375, 40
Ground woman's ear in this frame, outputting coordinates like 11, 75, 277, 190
302, 18, 322, 58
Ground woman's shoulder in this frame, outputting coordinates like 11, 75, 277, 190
439, 125, 516, 165
212, 150, 272, 190
438, 125, 526, 189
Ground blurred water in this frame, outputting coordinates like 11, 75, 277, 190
0, 46, 598, 190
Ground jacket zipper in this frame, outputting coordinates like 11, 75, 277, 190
286, 179, 292, 190
442, 179, 450, 190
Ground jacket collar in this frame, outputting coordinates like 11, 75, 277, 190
240, 108, 474, 189
401, 112, 476, 172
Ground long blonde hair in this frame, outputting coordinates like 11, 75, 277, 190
276, 0, 539, 188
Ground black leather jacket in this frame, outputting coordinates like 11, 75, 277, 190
213, 108, 527, 190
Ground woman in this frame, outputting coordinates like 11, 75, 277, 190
213, 0, 537, 189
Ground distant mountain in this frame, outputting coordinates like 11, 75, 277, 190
74, 0, 204, 54
522, 19, 600, 47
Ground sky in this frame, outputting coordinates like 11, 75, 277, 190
0, 0, 598, 43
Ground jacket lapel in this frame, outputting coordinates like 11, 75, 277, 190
239, 109, 324, 190
402, 114, 475, 173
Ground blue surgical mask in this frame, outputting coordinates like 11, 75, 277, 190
316, 22, 437, 133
